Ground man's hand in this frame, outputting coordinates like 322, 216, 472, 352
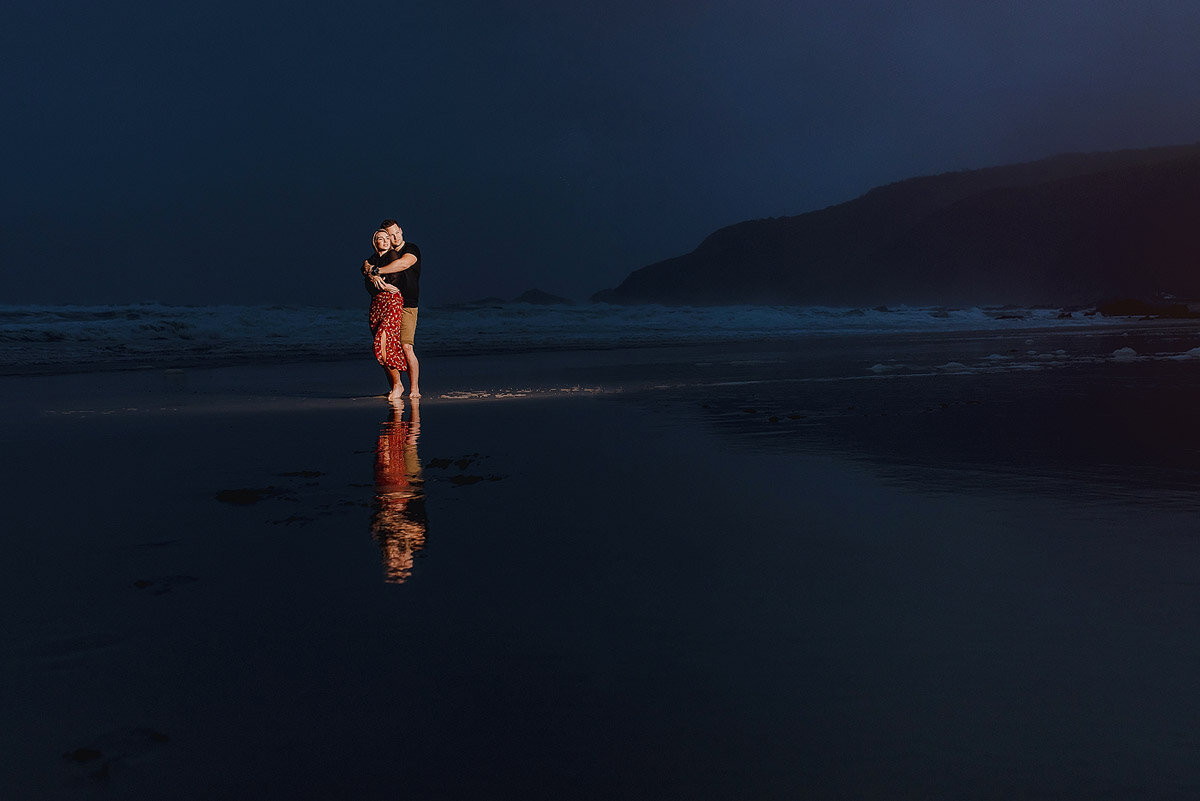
362, 259, 373, 276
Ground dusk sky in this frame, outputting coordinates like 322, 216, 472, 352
5, 0, 1200, 308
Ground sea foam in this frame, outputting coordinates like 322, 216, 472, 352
0, 301, 1179, 375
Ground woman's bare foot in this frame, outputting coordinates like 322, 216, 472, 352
408, 390, 421, 399
381, 366, 403, 400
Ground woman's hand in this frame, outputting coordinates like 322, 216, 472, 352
371, 275, 399, 293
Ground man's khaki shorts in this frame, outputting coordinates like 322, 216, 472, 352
398, 307, 418, 345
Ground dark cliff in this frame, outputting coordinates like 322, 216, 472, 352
594, 142, 1200, 306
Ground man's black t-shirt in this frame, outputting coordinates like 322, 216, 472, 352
364, 250, 401, 297
393, 242, 421, 308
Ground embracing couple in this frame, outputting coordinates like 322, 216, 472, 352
363, 220, 422, 400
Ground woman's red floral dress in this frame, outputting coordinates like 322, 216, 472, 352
369, 291, 408, 371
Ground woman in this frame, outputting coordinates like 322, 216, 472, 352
365, 229, 408, 399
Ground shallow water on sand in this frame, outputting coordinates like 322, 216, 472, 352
3, 332, 1200, 799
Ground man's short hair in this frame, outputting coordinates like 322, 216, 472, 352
380, 219, 399, 229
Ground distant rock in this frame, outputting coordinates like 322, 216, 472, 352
593, 141, 1200, 307
1112, 347, 1140, 361
446, 296, 506, 308
438, 291, 575, 308
1096, 298, 1200, 318
512, 289, 575, 305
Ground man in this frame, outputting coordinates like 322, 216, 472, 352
363, 219, 422, 398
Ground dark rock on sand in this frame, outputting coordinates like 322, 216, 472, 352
132, 575, 198, 595
426, 454, 482, 470
449, 475, 486, 486
448, 474, 505, 487
66, 747, 104, 764
215, 487, 280, 505
63, 728, 169, 781
267, 515, 317, 526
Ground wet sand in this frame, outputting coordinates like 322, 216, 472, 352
3, 327, 1200, 799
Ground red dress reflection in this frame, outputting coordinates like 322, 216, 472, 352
370, 402, 425, 583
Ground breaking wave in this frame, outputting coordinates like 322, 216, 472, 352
0, 300, 1174, 375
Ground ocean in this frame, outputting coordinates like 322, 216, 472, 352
0, 301, 1168, 376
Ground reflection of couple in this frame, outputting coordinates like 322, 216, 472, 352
370, 399, 426, 584
362, 220, 421, 400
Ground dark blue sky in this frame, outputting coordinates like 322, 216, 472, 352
5, 0, 1200, 307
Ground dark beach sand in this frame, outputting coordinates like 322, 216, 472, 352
4, 324, 1200, 799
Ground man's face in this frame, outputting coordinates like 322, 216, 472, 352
386, 225, 404, 248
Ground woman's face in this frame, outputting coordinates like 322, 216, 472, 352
373, 231, 391, 251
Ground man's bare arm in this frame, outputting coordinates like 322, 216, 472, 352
375, 253, 417, 274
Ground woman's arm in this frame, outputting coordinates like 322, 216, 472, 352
362, 256, 400, 292
370, 275, 400, 293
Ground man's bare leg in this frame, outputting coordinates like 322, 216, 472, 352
402, 344, 420, 397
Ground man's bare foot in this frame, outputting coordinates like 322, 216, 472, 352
408, 389, 421, 398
